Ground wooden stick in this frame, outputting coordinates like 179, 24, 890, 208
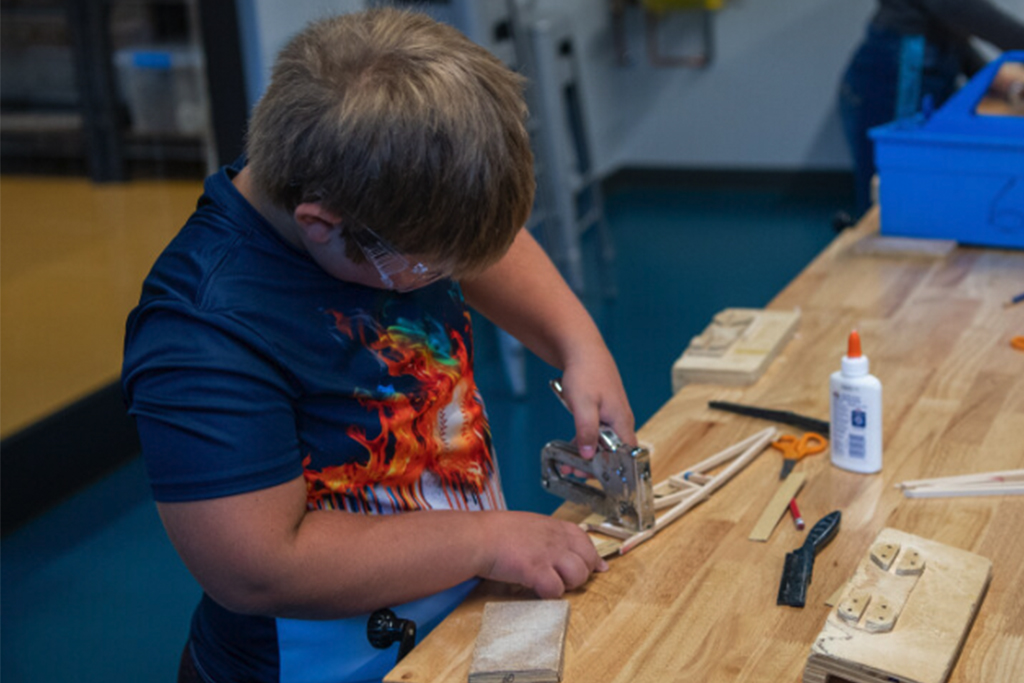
902, 482, 1024, 499
748, 473, 807, 541
654, 481, 704, 510
617, 427, 777, 554
896, 469, 1024, 490
687, 427, 777, 500
582, 521, 636, 540
679, 427, 778, 478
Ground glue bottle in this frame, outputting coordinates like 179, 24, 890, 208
829, 330, 882, 473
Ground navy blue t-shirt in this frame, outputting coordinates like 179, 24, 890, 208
122, 162, 504, 682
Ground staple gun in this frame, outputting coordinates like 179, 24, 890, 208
540, 379, 656, 532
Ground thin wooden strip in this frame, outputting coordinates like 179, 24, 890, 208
825, 582, 849, 607
748, 472, 807, 542
590, 535, 623, 558
583, 521, 635, 540
896, 468, 1024, 490
654, 484, 706, 510
681, 427, 776, 476
667, 472, 713, 488
619, 428, 778, 554
901, 482, 1024, 498
692, 427, 777, 500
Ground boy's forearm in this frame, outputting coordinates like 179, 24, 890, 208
271, 508, 492, 618
462, 228, 636, 446
161, 487, 491, 619
461, 229, 607, 371
158, 477, 601, 620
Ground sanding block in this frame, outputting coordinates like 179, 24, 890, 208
468, 600, 570, 683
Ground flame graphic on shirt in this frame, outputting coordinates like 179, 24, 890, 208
303, 309, 499, 512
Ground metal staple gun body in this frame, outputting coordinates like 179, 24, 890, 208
540, 380, 656, 533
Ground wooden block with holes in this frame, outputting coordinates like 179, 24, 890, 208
803, 528, 991, 683
671, 308, 800, 391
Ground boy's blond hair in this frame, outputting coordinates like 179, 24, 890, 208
246, 8, 535, 276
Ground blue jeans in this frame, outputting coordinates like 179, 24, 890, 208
838, 26, 960, 215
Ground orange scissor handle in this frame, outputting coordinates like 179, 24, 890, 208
771, 432, 829, 462
1012, 336, 1024, 351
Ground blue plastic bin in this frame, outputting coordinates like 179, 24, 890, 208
870, 51, 1024, 249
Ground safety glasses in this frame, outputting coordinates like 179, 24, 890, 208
346, 223, 450, 292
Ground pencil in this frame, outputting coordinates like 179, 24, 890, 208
1005, 291, 1024, 308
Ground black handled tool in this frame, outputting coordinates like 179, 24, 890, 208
368, 608, 417, 664
777, 510, 841, 607
709, 401, 830, 437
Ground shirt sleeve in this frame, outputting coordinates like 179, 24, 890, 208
123, 306, 304, 502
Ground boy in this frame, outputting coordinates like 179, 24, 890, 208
122, 9, 635, 683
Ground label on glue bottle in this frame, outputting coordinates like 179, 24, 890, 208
829, 330, 882, 473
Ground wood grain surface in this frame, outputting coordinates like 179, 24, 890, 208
385, 209, 1024, 683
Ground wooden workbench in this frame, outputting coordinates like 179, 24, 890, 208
386, 209, 1024, 683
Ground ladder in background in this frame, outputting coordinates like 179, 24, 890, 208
518, 10, 615, 298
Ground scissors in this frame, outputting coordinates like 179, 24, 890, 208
772, 432, 828, 480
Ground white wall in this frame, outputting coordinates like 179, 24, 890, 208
235, 0, 872, 172
235, 0, 1024, 174
531, 0, 872, 173
547, 0, 1024, 174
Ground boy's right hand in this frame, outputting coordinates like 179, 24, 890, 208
477, 510, 608, 599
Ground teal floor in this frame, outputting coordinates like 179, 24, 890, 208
1, 181, 849, 683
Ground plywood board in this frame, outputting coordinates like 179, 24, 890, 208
803, 528, 992, 683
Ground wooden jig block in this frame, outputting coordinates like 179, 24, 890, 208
837, 592, 871, 624
803, 528, 992, 683
671, 308, 800, 391
869, 541, 900, 571
468, 601, 570, 683
894, 548, 925, 576
862, 595, 897, 634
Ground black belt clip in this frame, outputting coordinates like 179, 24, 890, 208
367, 608, 417, 664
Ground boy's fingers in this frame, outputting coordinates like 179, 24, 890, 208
572, 408, 601, 461
532, 568, 567, 600
557, 465, 591, 479
553, 553, 591, 591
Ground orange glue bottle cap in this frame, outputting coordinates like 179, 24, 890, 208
847, 330, 862, 358
842, 330, 869, 376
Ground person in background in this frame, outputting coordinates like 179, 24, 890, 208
839, 0, 1024, 217
122, 9, 634, 683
